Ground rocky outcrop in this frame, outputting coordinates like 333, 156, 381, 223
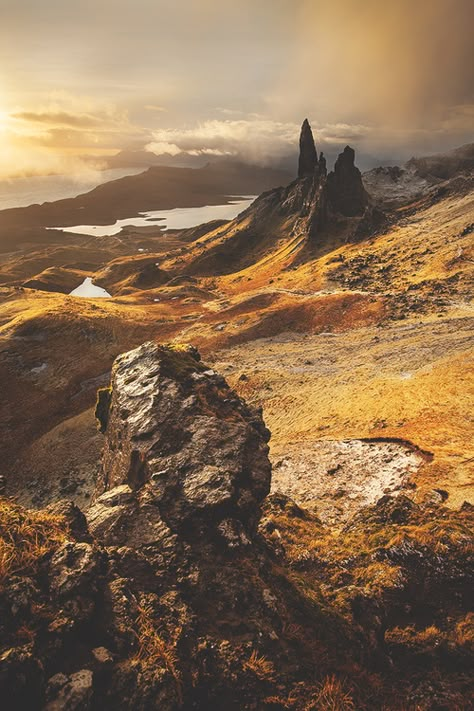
326, 145, 369, 216
0, 344, 472, 710
292, 125, 371, 234
318, 151, 327, 177
298, 118, 319, 178
94, 342, 271, 540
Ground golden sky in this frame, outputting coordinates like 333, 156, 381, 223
0, 0, 472, 178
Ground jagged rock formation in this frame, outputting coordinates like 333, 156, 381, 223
93, 342, 271, 540
326, 145, 369, 216
151, 119, 385, 279
298, 121, 367, 217
0, 344, 473, 710
296, 122, 369, 226
318, 151, 327, 176
293, 125, 372, 238
298, 118, 319, 178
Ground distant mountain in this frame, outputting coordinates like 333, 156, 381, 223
106, 146, 401, 175
406, 142, 474, 179
0, 160, 293, 229
105, 149, 208, 170
363, 142, 474, 208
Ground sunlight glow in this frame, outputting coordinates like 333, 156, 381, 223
0, 110, 8, 132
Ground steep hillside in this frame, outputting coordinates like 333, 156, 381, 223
0, 120, 472, 518
0, 120, 473, 710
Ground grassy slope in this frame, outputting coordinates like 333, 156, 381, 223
0, 182, 472, 509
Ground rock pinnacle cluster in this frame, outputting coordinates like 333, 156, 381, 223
297, 118, 368, 219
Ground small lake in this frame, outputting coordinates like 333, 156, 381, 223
55, 196, 256, 237
69, 277, 111, 298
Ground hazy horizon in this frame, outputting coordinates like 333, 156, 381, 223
0, 0, 472, 180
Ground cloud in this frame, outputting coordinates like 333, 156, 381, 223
188, 148, 234, 156
0, 92, 146, 178
0, 136, 107, 180
146, 119, 300, 163
12, 111, 110, 129
316, 123, 372, 144
146, 141, 182, 156
144, 105, 167, 113
6, 92, 145, 151
145, 118, 381, 163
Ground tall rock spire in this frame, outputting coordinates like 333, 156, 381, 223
298, 118, 318, 179
326, 145, 368, 216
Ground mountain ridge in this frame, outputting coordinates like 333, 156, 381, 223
0, 160, 292, 229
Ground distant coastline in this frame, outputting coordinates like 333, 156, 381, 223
0, 168, 143, 211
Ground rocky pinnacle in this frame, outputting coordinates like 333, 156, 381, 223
298, 118, 319, 178
326, 145, 369, 216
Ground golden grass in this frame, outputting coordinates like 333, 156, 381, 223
244, 650, 277, 682
0, 498, 66, 588
455, 612, 474, 648
220, 312, 474, 510
263, 498, 473, 623
304, 675, 355, 711
387, 613, 474, 653
132, 603, 183, 703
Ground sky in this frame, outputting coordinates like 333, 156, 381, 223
0, 0, 472, 178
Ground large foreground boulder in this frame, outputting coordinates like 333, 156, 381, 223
94, 342, 271, 539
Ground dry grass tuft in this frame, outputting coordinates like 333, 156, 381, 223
133, 603, 183, 703
263, 694, 295, 709
455, 612, 474, 648
304, 675, 355, 711
244, 650, 277, 682
0, 498, 66, 588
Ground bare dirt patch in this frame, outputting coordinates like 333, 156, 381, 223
271, 439, 425, 525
